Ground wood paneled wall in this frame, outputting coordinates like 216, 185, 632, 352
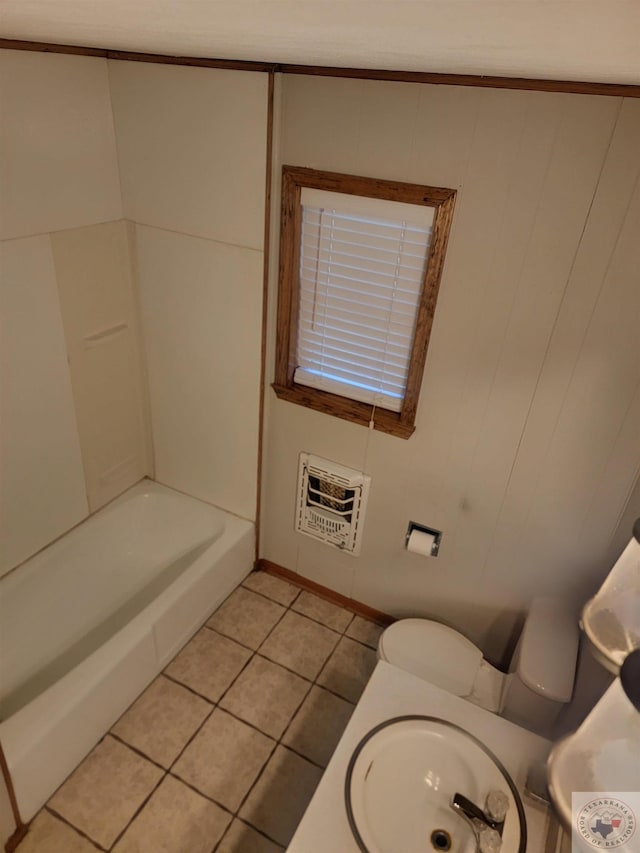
261, 75, 640, 661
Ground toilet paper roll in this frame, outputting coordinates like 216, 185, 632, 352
407, 529, 436, 557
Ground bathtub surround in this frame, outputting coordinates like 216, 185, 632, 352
0, 50, 121, 241
0, 48, 267, 580
0, 49, 150, 576
0, 236, 89, 573
108, 60, 267, 522
13, 572, 380, 852
0, 49, 119, 574
51, 221, 151, 512
132, 225, 264, 521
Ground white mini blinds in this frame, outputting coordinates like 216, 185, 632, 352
295, 189, 435, 412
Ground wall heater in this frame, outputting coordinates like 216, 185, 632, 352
295, 453, 371, 556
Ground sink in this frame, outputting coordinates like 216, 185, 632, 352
345, 716, 526, 853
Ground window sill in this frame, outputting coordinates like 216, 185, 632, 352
272, 382, 415, 439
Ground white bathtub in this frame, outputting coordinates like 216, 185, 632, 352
0, 480, 254, 822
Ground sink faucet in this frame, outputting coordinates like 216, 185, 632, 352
450, 791, 509, 853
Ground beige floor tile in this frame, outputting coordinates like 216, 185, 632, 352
291, 590, 353, 632
48, 736, 163, 849
113, 774, 230, 853
172, 708, 274, 811
282, 685, 354, 767
220, 655, 311, 739
317, 635, 378, 702
345, 614, 385, 649
242, 571, 300, 606
259, 611, 339, 680
15, 811, 98, 853
217, 819, 284, 853
207, 587, 285, 649
111, 675, 212, 767
239, 746, 323, 847
164, 628, 251, 702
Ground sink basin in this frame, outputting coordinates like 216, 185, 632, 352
345, 716, 526, 853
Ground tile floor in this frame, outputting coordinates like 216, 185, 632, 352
17, 571, 383, 853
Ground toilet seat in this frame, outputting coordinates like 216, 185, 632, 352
378, 619, 484, 697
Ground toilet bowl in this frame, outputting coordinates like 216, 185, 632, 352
377, 597, 580, 736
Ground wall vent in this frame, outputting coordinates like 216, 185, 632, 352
296, 453, 371, 556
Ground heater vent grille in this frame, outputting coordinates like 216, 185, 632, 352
296, 453, 370, 555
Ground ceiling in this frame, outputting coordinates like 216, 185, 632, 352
1, 1, 639, 85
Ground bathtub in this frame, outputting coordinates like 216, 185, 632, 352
0, 480, 254, 822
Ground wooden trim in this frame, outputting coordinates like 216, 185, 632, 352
254, 71, 276, 563
280, 64, 640, 98
4, 826, 28, 853
279, 166, 456, 205
102, 50, 275, 72
0, 38, 276, 72
273, 166, 455, 438
275, 168, 302, 387
401, 190, 457, 425
257, 559, 394, 625
272, 383, 415, 438
0, 38, 107, 58
2, 38, 640, 98
0, 742, 25, 852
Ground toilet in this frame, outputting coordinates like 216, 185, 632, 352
377, 597, 580, 736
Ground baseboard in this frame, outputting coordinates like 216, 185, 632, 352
0, 742, 25, 853
256, 559, 394, 626
4, 825, 28, 853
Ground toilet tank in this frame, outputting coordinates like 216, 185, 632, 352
501, 597, 580, 736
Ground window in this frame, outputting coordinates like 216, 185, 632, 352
273, 166, 456, 438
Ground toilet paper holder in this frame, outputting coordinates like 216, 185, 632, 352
405, 521, 442, 557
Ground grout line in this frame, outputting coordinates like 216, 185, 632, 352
241, 577, 373, 642
166, 702, 218, 771
107, 731, 169, 774
206, 576, 365, 845
34, 572, 372, 853
43, 806, 107, 851
106, 767, 167, 851
161, 670, 223, 705
165, 769, 236, 816
213, 816, 287, 853
240, 579, 302, 608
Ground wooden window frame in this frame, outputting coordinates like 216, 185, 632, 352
273, 166, 456, 439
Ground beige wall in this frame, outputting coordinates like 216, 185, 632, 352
261, 75, 640, 662
108, 61, 268, 521
0, 49, 151, 575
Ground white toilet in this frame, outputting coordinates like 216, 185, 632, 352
377, 597, 580, 736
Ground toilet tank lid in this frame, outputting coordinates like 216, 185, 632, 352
518, 598, 580, 703
380, 619, 483, 696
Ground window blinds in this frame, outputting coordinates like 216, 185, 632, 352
295, 189, 434, 413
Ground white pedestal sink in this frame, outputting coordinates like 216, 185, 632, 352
287, 661, 555, 853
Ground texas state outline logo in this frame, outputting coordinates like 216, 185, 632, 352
573, 794, 637, 849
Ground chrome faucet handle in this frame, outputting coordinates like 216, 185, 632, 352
451, 793, 504, 853
485, 790, 509, 823
451, 793, 503, 832
478, 826, 503, 853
